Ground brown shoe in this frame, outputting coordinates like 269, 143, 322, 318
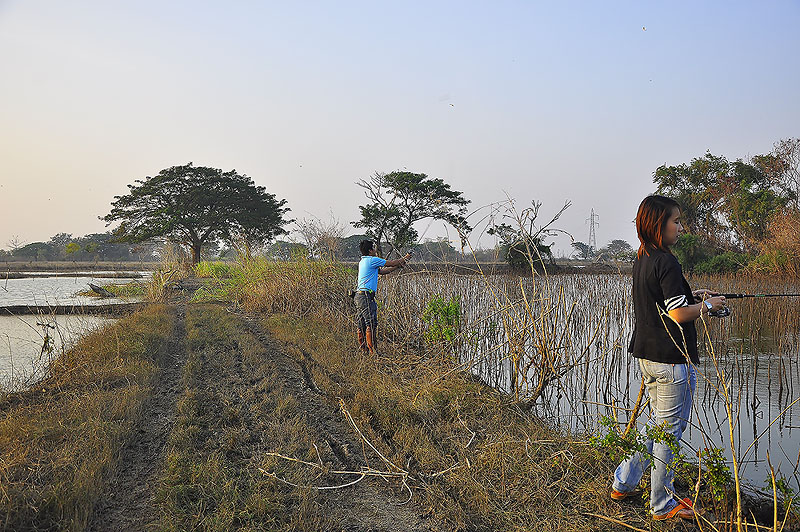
653, 498, 695, 521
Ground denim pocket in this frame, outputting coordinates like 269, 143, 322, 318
642, 360, 679, 384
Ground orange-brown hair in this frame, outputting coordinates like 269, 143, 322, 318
636, 195, 681, 258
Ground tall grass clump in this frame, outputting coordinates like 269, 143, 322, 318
201, 255, 354, 318
0, 305, 176, 532
147, 243, 191, 302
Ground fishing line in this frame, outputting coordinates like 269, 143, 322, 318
722, 293, 800, 299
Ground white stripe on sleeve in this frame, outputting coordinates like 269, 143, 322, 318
664, 294, 688, 311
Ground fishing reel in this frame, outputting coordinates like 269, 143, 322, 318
708, 306, 731, 318
697, 295, 731, 318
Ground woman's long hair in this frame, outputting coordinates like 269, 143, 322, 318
636, 195, 681, 258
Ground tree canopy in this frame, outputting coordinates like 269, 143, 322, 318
352, 171, 471, 257
103, 163, 291, 263
654, 151, 793, 253
649, 138, 800, 274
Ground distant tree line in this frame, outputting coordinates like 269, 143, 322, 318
570, 239, 635, 263
0, 232, 160, 262
15, 139, 799, 274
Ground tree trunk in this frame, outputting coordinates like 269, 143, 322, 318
191, 242, 202, 264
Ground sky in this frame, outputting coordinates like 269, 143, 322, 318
1, 1, 798, 256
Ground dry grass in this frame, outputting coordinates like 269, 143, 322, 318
0, 305, 175, 532
264, 312, 623, 531
192, 256, 353, 318
155, 304, 337, 531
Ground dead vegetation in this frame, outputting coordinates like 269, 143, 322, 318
263, 312, 626, 531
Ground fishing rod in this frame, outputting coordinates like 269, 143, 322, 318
721, 293, 800, 299
699, 293, 800, 318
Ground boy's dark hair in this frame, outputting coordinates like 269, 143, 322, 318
359, 240, 374, 256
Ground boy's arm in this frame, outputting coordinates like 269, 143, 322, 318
383, 253, 411, 268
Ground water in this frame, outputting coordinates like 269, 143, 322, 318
0, 274, 141, 306
0, 314, 113, 389
381, 272, 800, 493
0, 273, 139, 388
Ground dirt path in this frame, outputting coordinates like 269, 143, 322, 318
86, 303, 436, 531
87, 305, 186, 532
240, 314, 437, 532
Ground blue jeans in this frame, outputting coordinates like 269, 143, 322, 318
613, 359, 696, 515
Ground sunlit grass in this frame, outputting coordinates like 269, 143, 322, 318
156, 304, 334, 531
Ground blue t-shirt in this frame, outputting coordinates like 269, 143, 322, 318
357, 256, 387, 292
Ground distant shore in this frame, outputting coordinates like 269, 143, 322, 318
1, 260, 159, 274
1, 259, 630, 276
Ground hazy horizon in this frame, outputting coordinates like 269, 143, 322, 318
1, 1, 798, 256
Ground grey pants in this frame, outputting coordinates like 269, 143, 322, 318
355, 291, 378, 335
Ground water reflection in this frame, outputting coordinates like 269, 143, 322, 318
382, 272, 800, 492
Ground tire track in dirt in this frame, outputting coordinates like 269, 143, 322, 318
87, 304, 186, 532
241, 314, 438, 532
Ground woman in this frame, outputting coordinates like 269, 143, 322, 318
611, 195, 727, 520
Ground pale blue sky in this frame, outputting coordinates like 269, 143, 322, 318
1, 1, 798, 254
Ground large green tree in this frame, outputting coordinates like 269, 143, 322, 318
654, 151, 792, 252
103, 163, 290, 263
352, 171, 471, 257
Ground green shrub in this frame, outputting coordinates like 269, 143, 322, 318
749, 249, 793, 274
695, 252, 750, 274
421, 294, 460, 348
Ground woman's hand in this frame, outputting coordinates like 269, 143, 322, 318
692, 289, 719, 301
701, 295, 727, 313
669, 293, 727, 322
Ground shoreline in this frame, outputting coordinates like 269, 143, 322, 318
0, 302, 145, 316
1, 260, 159, 273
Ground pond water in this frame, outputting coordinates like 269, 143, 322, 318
0, 273, 140, 389
381, 272, 800, 494
0, 274, 141, 307
0, 314, 114, 389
